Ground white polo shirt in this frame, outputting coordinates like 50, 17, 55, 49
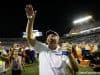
34, 41, 67, 75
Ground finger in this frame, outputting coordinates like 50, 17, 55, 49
25, 8, 27, 11
25, 8, 29, 13
28, 4, 33, 8
25, 6, 32, 13
26, 4, 32, 8
26, 5, 29, 8
34, 11, 37, 14
26, 4, 33, 10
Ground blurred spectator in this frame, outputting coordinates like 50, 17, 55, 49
11, 49, 23, 75
90, 51, 100, 72
29, 47, 35, 63
0, 45, 10, 75
25, 47, 30, 64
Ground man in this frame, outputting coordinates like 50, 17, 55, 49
25, 4, 78, 75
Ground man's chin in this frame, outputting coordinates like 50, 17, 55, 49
48, 42, 57, 45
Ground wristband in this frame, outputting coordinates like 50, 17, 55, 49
27, 16, 33, 19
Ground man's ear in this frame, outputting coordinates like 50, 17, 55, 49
46, 38, 48, 44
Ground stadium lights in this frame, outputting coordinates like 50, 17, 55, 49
22, 30, 42, 38
65, 26, 100, 37
73, 15, 92, 24
79, 26, 100, 34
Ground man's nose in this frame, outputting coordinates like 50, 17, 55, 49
50, 35, 55, 37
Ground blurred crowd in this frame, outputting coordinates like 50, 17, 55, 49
0, 39, 100, 75
67, 41, 100, 72
0, 43, 37, 75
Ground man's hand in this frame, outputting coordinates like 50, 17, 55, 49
61, 43, 72, 54
25, 4, 37, 19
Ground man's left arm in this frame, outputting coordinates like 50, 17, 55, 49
61, 43, 79, 72
68, 53, 79, 72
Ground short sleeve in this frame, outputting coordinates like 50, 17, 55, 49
34, 41, 48, 53
2, 49, 7, 55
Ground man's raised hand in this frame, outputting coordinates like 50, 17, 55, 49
25, 4, 37, 19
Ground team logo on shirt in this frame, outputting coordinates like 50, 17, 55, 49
55, 51, 62, 56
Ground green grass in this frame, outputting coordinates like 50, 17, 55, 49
5, 61, 97, 75
76, 66, 95, 75
5, 61, 39, 75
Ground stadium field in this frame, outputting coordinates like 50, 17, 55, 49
5, 60, 98, 75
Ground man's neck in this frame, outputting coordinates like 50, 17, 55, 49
48, 44, 58, 50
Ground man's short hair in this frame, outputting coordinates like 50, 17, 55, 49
46, 30, 59, 37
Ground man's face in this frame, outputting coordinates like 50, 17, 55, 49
46, 34, 59, 44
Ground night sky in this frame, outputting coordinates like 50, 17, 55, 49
0, 0, 100, 38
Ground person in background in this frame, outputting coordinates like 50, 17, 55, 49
75, 44, 82, 63
24, 47, 30, 64
0, 45, 10, 75
11, 49, 23, 75
89, 42, 98, 53
29, 47, 35, 63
